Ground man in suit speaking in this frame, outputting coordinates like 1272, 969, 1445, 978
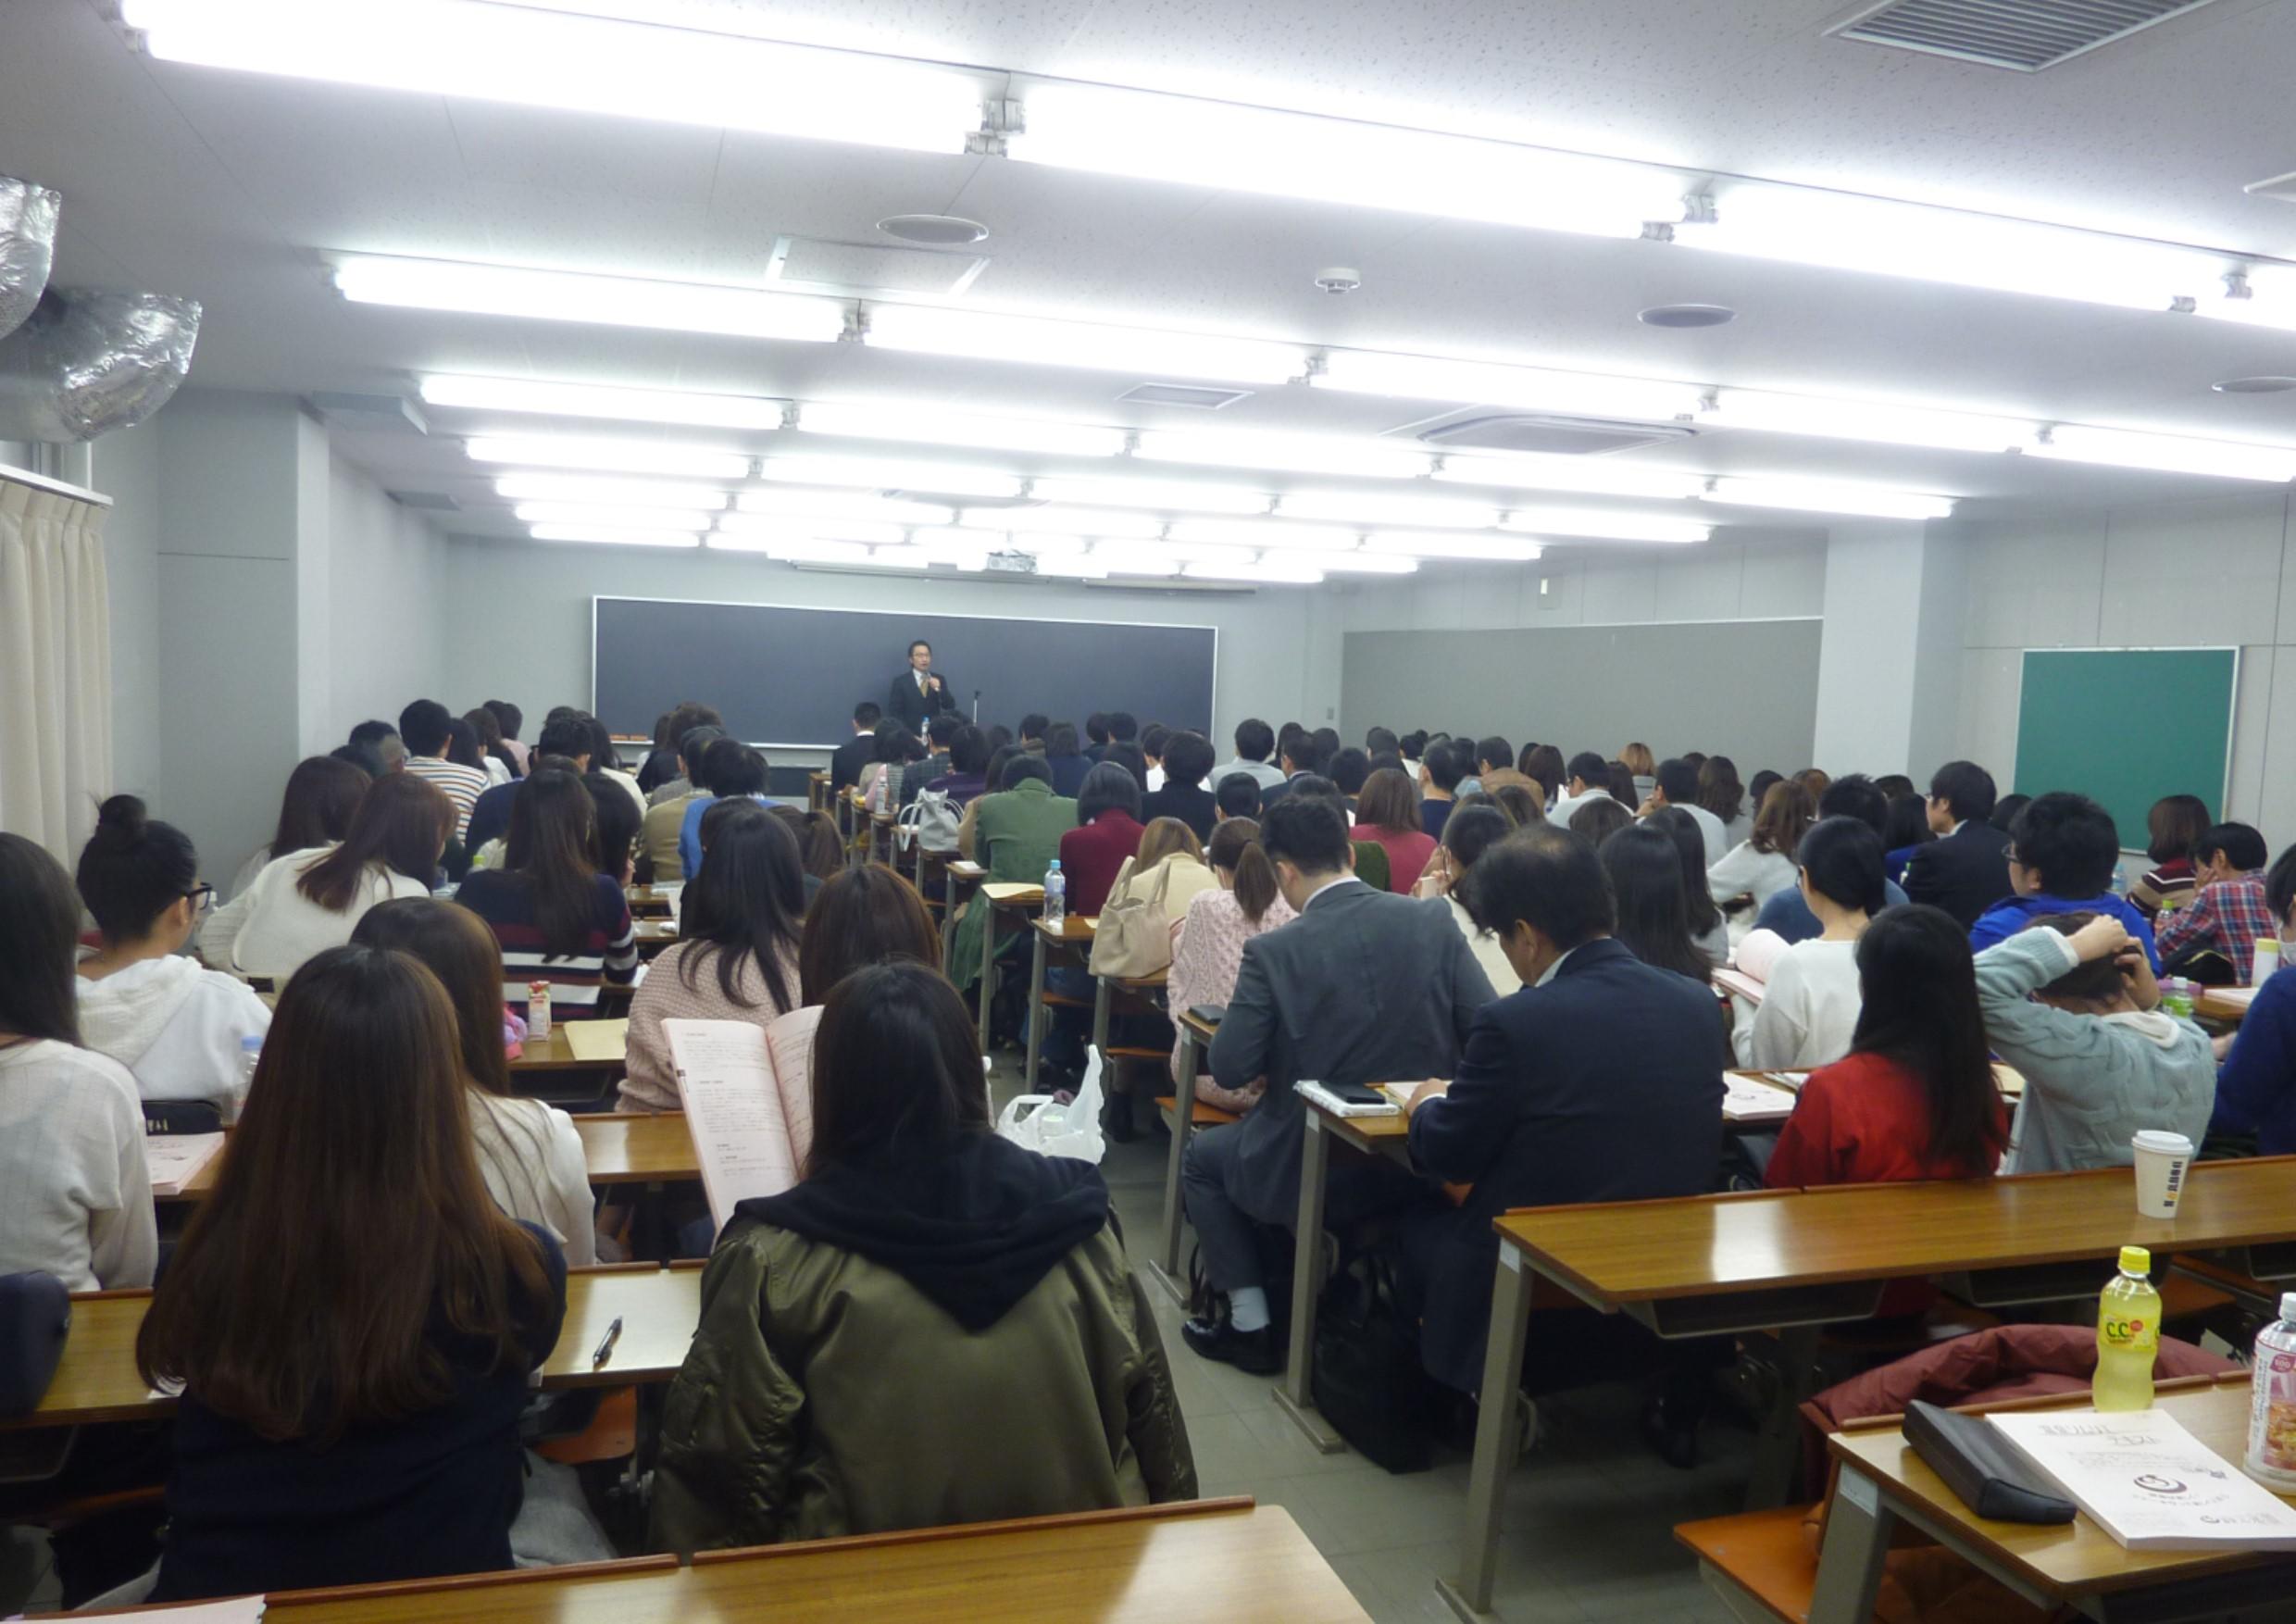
887, 637, 958, 734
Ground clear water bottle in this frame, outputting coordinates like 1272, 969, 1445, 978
236, 1032, 262, 1111
2113, 858, 2129, 896
2246, 1292, 2296, 1489
1043, 858, 1066, 924
2095, 1244, 2161, 1412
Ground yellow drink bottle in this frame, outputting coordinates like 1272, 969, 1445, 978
2095, 1244, 2161, 1411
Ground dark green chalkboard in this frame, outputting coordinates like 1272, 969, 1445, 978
2014, 649, 2237, 845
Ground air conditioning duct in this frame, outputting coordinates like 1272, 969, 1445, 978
0, 288, 202, 442
0, 176, 61, 341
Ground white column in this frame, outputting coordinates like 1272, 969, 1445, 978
1811, 521, 1965, 781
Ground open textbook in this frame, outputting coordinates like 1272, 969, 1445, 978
665, 1012, 821, 1229
1988, 1406, 2296, 1551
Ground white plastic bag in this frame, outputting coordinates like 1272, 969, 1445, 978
993, 1049, 1107, 1164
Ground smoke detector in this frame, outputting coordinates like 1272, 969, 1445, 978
1314, 267, 1362, 294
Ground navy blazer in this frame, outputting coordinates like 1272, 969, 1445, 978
1406, 937, 1726, 1392
1902, 818, 2015, 929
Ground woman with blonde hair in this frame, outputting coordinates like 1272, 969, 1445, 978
1620, 742, 1657, 804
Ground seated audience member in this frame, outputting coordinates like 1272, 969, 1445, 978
925, 725, 992, 809
1259, 728, 1326, 810
1214, 771, 1262, 822
1059, 763, 1149, 918
456, 768, 639, 1021
1549, 752, 1614, 825
584, 716, 649, 820
952, 755, 1077, 992
468, 716, 592, 854
1181, 798, 1491, 1371
1112, 818, 1221, 925
1472, 736, 1515, 788
1418, 739, 1467, 841
1881, 791, 1934, 886
1397, 730, 1428, 781
620, 810, 805, 1113
901, 712, 960, 808
1604, 759, 1640, 807
1415, 804, 1523, 995
586, 769, 642, 887
1990, 793, 2030, 833
1974, 913, 2213, 1172
830, 702, 881, 793
1280, 773, 1391, 889
1523, 745, 1567, 811
1044, 721, 1092, 798
1486, 781, 1545, 830
855, 718, 910, 807
1569, 794, 1634, 847
1102, 741, 1151, 794
1969, 792, 2161, 970
1706, 780, 1812, 908
1106, 711, 1142, 758
1354, 767, 1439, 893
2129, 793, 2213, 921
1403, 824, 1725, 1399
641, 724, 724, 881
1901, 760, 2015, 929
678, 738, 771, 881
1600, 821, 1714, 985
1017, 714, 1049, 754
636, 710, 675, 794
398, 698, 489, 841
1168, 819, 1299, 1113
1648, 806, 1729, 968
202, 774, 452, 981
482, 701, 529, 777
2211, 843, 2296, 1151
801, 866, 942, 1007
352, 901, 594, 1266
1328, 746, 1371, 804
348, 718, 408, 774
1874, 773, 1915, 799
1142, 730, 1218, 839
1212, 717, 1288, 793
1737, 818, 1883, 1069
1141, 724, 1171, 793
1698, 756, 1751, 849
1753, 775, 1910, 943
231, 754, 370, 898
444, 717, 500, 794
1796, 768, 1832, 802
463, 706, 519, 788
1643, 757, 1728, 863
0, 833, 156, 1291
775, 806, 843, 891
643, 704, 723, 800
137, 946, 569, 1601
2155, 821, 2272, 980
1747, 768, 1783, 809
1767, 905, 2009, 1312
1621, 741, 1657, 804
1082, 713, 1110, 762
75, 797, 270, 1116
650, 963, 1195, 1551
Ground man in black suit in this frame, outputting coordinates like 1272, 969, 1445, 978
828, 700, 881, 793
1181, 797, 1492, 1371
886, 638, 957, 734
1903, 759, 2015, 928
1401, 825, 1727, 1399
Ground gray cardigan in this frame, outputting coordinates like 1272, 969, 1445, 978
1973, 930, 2215, 1174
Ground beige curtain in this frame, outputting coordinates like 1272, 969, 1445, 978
0, 473, 113, 863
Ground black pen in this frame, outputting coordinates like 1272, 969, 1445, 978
591, 1316, 624, 1370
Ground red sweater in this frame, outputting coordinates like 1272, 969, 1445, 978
1058, 812, 1146, 918
1354, 824, 1437, 895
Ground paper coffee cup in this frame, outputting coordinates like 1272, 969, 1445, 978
2132, 1130, 2195, 1218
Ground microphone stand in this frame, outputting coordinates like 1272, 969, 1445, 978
972, 689, 981, 724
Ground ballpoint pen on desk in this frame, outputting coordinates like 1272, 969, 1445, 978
592, 1316, 624, 1370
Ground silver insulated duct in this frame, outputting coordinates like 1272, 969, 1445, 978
0, 288, 202, 442
0, 176, 61, 341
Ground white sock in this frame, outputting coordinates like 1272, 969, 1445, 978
1228, 1286, 1270, 1333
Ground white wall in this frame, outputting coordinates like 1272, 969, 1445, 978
324, 451, 447, 740
91, 420, 162, 803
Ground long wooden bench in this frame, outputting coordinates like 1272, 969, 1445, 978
1677, 1505, 1819, 1624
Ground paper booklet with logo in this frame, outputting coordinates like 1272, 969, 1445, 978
1987, 1407, 2296, 1550
666, 1013, 819, 1230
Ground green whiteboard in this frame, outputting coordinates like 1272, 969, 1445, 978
2013, 648, 2237, 846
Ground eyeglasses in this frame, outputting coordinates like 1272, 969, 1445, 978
183, 883, 216, 915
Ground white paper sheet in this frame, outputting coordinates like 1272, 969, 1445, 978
144, 1132, 226, 1196
1989, 1406, 2296, 1551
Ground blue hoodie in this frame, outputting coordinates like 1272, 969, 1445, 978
1968, 890, 2161, 972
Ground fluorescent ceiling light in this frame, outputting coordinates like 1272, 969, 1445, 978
863, 303, 1306, 386
900, 537, 993, 570
1280, 550, 1419, 575
420, 374, 784, 431
1430, 451, 1707, 501
467, 435, 752, 480
1184, 559, 1326, 585
1009, 82, 1684, 240
1316, 349, 1702, 423
1031, 556, 1115, 580
1088, 540, 1254, 564
515, 502, 721, 531
1277, 491, 1503, 529
2028, 425, 2296, 483
1363, 531, 1545, 562
959, 506, 1167, 540
1028, 475, 1272, 516
1135, 430, 1432, 481
734, 489, 953, 526
2199, 267, 2296, 335
1703, 388, 2030, 455
125, 0, 982, 154
1167, 518, 1362, 552
756, 455, 1027, 499
715, 513, 910, 547
527, 524, 700, 549
1675, 183, 2215, 313
1496, 506, 1711, 544
797, 402, 1127, 459
707, 536, 877, 565
333, 254, 846, 344
851, 547, 934, 571
495, 474, 730, 510
1704, 480, 1955, 521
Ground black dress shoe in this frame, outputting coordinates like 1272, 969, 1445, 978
1180, 1315, 1281, 1375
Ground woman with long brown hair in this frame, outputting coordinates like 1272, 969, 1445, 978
136, 945, 565, 1601
455, 767, 638, 1021
1353, 768, 1439, 893
1706, 779, 1816, 908
228, 753, 371, 899
1166, 818, 1296, 1113
199, 772, 452, 981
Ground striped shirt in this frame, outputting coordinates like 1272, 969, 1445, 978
404, 756, 489, 841
454, 869, 638, 1017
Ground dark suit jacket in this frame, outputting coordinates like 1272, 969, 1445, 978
1258, 770, 1308, 809
886, 669, 957, 734
1140, 782, 1217, 842
1406, 937, 1726, 1392
1902, 818, 2015, 928
1046, 752, 1092, 799
829, 733, 875, 793
1207, 882, 1492, 1227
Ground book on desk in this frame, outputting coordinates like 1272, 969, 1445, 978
1988, 1406, 2296, 1552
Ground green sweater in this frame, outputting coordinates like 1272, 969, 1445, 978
952, 780, 1077, 989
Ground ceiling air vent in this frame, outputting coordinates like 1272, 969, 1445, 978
1826, 0, 2229, 70
1117, 382, 1254, 410
1419, 414, 1694, 457
767, 236, 986, 297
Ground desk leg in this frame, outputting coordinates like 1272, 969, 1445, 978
1805, 1468, 1896, 1624
1149, 1026, 1198, 1308
1744, 1323, 1819, 1510
1274, 1112, 1344, 1453
942, 888, 960, 990
1439, 1248, 1533, 1622
978, 906, 996, 1054
1025, 931, 1048, 1093
1091, 974, 1113, 1071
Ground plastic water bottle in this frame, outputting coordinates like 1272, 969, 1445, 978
2113, 859, 2130, 897
2095, 1244, 2162, 1411
2245, 1293, 2296, 1489
235, 1033, 262, 1108
1043, 859, 1066, 925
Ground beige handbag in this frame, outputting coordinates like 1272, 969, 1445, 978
1090, 855, 1177, 978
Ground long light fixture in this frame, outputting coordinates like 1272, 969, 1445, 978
1430, 450, 1708, 501
1276, 490, 1502, 529
1703, 480, 1955, 521
514, 501, 721, 531
333, 255, 846, 344
2200, 266, 2296, 334
1496, 506, 1711, 544
862, 303, 1306, 386
714, 513, 911, 546
467, 435, 752, 481
1008, 82, 1684, 240
796, 402, 1126, 459
421, 374, 783, 431
1135, 430, 1432, 481
494, 474, 730, 510
528, 524, 701, 549
1028, 475, 1271, 516
1167, 518, 1363, 552
125, 0, 983, 154
755, 454, 1028, 499
1279, 550, 1420, 576
1315, 349, 1702, 423
734, 489, 954, 526
1363, 531, 1545, 562
1184, 558, 1327, 585
959, 506, 1168, 540
1702, 388, 2030, 455
2028, 425, 2296, 483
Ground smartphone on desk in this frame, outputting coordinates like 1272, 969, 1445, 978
1329, 1082, 1388, 1106
1187, 1004, 1227, 1024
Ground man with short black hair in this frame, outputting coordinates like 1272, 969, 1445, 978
1549, 752, 1615, 826
465, 714, 593, 852
1179, 796, 1491, 1372
2155, 821, 2271, 977
398, 697, 487, 840
1397, 730, 1428, 781
1214, 772, 1262, 823
830, 701, 881, 793
1366, 726, 1400, 759
1473, 736, 1513, 781
1753, 774, 1915, 944
1646, 757, 1727, 864
1142, 731, 1218, 840
1256, 729, 1326, 811
1017, 713, 1050, 753
1214, 718, 1287, 793
1903, 760, 2013, 927
348, 718, 407, 773
1083, 714, 1111, 763
1420, 740, 1467, 841
1968, 791, 2160, 969
679, 739, 772, 879
642, 724, 725, 880
888, 639, 956, 733
1141, 722, 1171, 793
901, 712, 963, 808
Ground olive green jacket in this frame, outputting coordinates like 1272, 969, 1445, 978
951, 779, 1078, 988
649, 1214, 1196, 1553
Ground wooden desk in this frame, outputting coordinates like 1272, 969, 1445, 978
2199, 985, 2258, 1024
1025, 916, 1099, 1091
12, 1266, 701, 1431
160, 1113, 698, 1203
259, 1502, 1366, 1624
510, 1023, 629, 1074
1283, 1088, 1415, 1452
1442, 1156, 2296, 1619
1152, 1008, 1223, 1305
635, 918, 679, 956
979, 886, 1045, 1051
626, 883, 676, 917
806, 768, 830, 814
1814, 1378, 2296, 1623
